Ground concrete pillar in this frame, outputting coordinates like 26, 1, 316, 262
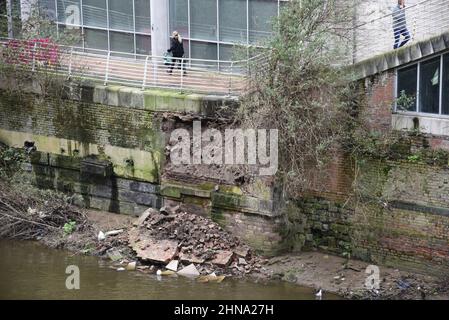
151, 0, 170, 57
6, 0, 13, 38
20, 0, 38, 23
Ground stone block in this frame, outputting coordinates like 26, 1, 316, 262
211, 251, 234, 267
80, 157, 113, 178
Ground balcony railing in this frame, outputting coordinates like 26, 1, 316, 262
353, 0, 449, 63
1, 0, 448, 96
0, 37, 269, 97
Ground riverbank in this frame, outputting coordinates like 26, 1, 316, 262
263, 252, 449, 300
1, 176, 448, 300
46, 209, 449, 300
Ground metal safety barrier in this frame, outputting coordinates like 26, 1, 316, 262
0, 37, 268, 97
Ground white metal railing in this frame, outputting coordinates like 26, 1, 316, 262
0, 37, 266, 96
353, 0, 449, 63
3, 0, 446, 95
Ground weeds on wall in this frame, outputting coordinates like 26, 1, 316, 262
236, 0, 354, 198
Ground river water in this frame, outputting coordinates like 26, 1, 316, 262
0, 240, 340, 300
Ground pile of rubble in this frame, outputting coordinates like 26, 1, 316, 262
128, 207, 265, 277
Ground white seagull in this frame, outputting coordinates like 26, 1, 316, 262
316, 288, 323, 300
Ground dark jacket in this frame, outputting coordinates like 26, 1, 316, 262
168, 38, 184, 57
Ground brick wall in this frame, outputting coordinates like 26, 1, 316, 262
306, 151, 355, 201
362, 71, 396, 133
288, 158, 449, 275
212, 210, 284, 255
0, 90, 158, 151
283, 65, 449, 274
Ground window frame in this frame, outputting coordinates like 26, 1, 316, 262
395, 52, 449, 118
40, 0, 286, 58
168, 0, 283, 62
41, 0, 151, 56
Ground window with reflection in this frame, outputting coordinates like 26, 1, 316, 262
191, 41, 218, 68
110, 31, 134, 54
219, 0, 247, 43
109, 0, 133, 32
190, 0, 217, 41
169, 0, 188, 36
249, 0, 277, 44
136, 34, 151, 55
39, 0, 57, 21
396, 53, 449, 116
84, 28, 108, 50
135, 0, 151, 34
83, 0, 107, 28
419, 57, 441, 114
56, 0, 80, 25
397, 65, 417, 112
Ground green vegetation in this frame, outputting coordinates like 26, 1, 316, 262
63, 220, 77, 235
0, 144, 25, 178
237, 0, 354, 197
396, 90, 416, 112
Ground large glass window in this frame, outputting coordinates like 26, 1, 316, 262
397, 65, 417, 112
219, 44, 242, 72
190, 0, 217, 41
82, 0, 107, 28
219, 0, 247, 43
57, 0, 80, 25
136, 34, 151, 55
135, 0, 151, 34
191, 41, 218, 68
40, 0, 57, 21
109, 0, 133, 32
396, 53, 449, 116
37, 0, 284, 59
419, 57, 441, 114
39, 0, 155, 56
58, 24, 83, 46
249, 0, 277, 44
168, 0, 281, 61
443, 54, 449, 115
169, 0, 188, 36
84, 28, 108, 50
219, 44, 237, 61
110, 31, 134, 54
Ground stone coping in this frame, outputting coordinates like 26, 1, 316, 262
0, 76, 239, 116
351, 31, 449, 79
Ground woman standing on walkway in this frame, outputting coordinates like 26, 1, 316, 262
167, 31, 186, 75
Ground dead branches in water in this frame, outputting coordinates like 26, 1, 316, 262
0, 179, 90, 240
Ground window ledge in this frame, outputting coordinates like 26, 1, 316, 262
392, 113, 449, 136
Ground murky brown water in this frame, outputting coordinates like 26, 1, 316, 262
0, 240, 340, 300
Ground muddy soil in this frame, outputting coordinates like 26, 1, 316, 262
261, 252, 449, 300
